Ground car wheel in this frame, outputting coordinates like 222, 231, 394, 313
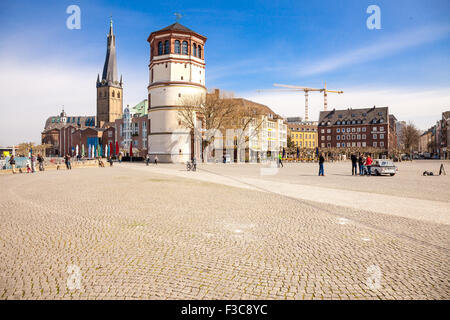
390, 173, 395, 176
376, 170, 381, 176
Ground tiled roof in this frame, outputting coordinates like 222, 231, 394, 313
318, 107, 388, 126
156, 22, 195, 33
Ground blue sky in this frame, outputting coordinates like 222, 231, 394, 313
0, 0, 449, 145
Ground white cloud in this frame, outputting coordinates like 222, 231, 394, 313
0, 57, 146, 146
297, 24, 450, 76
241, 87, 450, 130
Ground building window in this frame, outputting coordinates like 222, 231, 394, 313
347, 128, 350, 133
373, 142, 377, 147
373, 134, 377, 139
327, 143, 331, 148
158, 41, 163, 55
342, 142, 345, 147
380, 141, 384, 147
198, 45, 202, 58
321, 136, 324, 141
357, 134, 361, 140
357, 127, 361, 132
362, 127, 366, 132
337, 135, 340, 140
327, 136, 331, 141
380, 134, 384, 139
327, 129, 331, 133
182, 41, 188, 55
342, 135, 345, 140
193, 43, 197, 56
174, 40, 180, 54
336, 128, 340, 133
164, 40, 170, 54
321, 129, 324, 133
108, 131, 112, 137
112, 91, 115, 97
321, 143, 325, 148
380, 126, 385, 131
352, 128, 355, 132
373, 127, 377, 131
352, 135, 355, 139
352, 142, 356, 147
362, 134, 366, 139
118, 92, 120, 98
362, 142, 366, 147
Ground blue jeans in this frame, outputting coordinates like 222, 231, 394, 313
360, 165, 365, 175
319, 163, 324, 176
367, 165, 371, 175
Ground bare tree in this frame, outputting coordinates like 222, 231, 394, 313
178, 92, 238, 161
401, 122, 421, 153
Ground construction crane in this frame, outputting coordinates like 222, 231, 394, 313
257, 83, 343, 121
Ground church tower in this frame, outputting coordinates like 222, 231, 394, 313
147, 22, 207, 163
97, 19, 123, 127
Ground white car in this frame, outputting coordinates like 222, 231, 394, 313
371, 159, 397, 176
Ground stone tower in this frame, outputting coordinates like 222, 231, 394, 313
147, 22, 207, 163
97, 19, 123, 127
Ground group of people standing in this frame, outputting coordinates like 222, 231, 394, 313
8, 154, 45, 174
351, 153, 373, 176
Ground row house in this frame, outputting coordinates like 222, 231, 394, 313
318, 106, 395, 152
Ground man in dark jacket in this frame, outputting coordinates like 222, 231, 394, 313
351, 154, 357, 175
9, 155, 16, 174
318, 153, 325, 176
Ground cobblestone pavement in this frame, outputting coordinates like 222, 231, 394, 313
0, 164, 449, 300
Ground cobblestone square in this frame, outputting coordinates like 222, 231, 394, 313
0, 161, 449, 300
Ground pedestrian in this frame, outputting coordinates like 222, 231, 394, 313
365, 154, 373, 176
9, 155, 16, 174
192, 156, 197, 171
278, 153, 284, 168
26, 161, 31, 173
108, 155, 113, 167
31, 155, 36, 173
154, 155, 158, 165
318, 153, 325, 176
358, 154, 364, 175
146, 154, 150, 166
65, 154, 72, 170
37, 154, 45, 171
118, 152, 123, 163
351, 153, 357, 176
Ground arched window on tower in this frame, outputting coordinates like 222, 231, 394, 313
164, 40, 169, 54
193, 44, 197, 57
112, 91, 115, 97
182, 41, 188, 55
118, 92, 120, 98
174, 40, 180, 54
158, 41, 163, 55
198, 45, 202, 59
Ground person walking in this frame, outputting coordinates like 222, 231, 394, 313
145, 154, 150, 166
37, 154, 45, 171
9, 155, 16, 174
365, 154, 373, 176
154, 155, 158, 165
192, 156, 197, 172
108, 155, 113, 167
118, 152, 123, 163
31, 155, 36, 173
278, 153, 284, 168
351, 153, 357, 176
318, 153, 325, 176
65, 154, 72, 170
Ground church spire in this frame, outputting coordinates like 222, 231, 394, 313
101, 18, 119, 87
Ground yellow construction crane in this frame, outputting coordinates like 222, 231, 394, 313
257, 82, 343, 121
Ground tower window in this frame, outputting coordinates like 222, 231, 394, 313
164, 40, 169, 54
112, 91, 115, 97
158, 41, 163, 55
178, 93, 181, 97
174, 40, 180, 54
198, 45, 202, 58
182, 41, 188, 55
181, 76, 183, 80
118, 92, 120, 98
193, 43, 197, 56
